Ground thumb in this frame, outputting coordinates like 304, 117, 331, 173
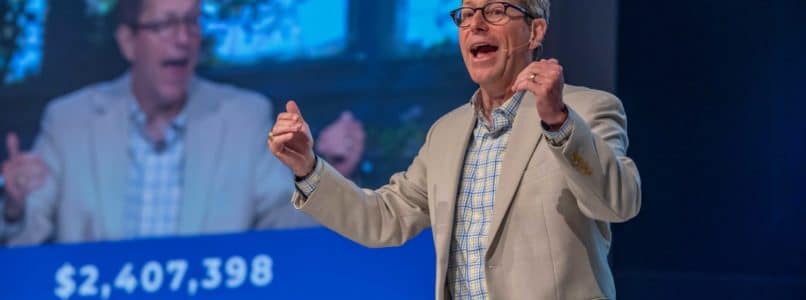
340, 110, 354, 121
286, 100, 302, 117
6, 132, 20, 158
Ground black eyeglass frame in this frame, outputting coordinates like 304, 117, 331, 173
128, 14, 202, 38
449, 2, 541, 28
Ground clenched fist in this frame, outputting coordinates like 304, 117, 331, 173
511, 58, 568, 129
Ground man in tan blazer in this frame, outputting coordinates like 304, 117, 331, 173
268, 0, 640, 299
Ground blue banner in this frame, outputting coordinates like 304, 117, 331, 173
0, 228, 435, 299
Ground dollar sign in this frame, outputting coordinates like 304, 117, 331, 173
54, 263, 76, 300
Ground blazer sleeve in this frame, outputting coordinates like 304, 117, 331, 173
551, 91, 642, 223
1, 104, 62, 246
290, 125, 434, 248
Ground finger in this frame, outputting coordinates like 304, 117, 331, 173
269, 134, 298, 156
528, 62, 557, 75
530, 72, 563, 91
272, 140, 308, 162
271, 123, 304, 136
534, 62, 563, 76
340, 111, 354, 121
511, 76, 540, 93
277, 112, 301, 122
521, 68, 560, 88
511, 72, 533, 92
511, 78, 528, 92
271, 145, 307, 167
533, 72, 558, 83
274, 117, 303, 129
515, 76, 553, 95
511, 62, 548, 88
6, 132, 20, 158
271, 119, 304, 135
271, 132, 309, 152
286, 100, 304, 120
516, 63, 539, 79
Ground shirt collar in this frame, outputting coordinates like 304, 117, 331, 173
129, 98, 188, 148
470, 90, 524, 135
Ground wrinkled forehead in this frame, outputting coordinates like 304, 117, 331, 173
140, 0, 200, 20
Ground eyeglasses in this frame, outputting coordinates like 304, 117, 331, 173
130, 15, 201, 39
449, 2, 538, 28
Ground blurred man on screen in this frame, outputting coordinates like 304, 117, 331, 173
0, 0, 371, 246
268, 0, 641, 299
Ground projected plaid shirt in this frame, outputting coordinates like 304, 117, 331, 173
124, 101, 187, 238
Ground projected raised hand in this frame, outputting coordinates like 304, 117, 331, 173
316, 111, 365, 177
2, 132, 48, 221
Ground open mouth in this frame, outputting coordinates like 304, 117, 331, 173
162, 58, 190, 68
471, 43, 500, 58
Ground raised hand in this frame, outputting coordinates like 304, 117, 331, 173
267, 101, 317, 178
2, 132, 48, 221
511, 58, 568, 129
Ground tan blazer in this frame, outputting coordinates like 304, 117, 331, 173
0, 73, 317, 246
293, 85, 641, 300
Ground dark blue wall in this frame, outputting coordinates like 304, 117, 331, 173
614, 0, 806, 298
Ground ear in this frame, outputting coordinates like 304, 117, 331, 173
116, 25, 136, 63
529, 18, 548, 50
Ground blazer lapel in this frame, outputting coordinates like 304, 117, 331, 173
92, 76, 133, 240
179, 80, 225, 234
433, 103, 476, 270
485, 92, 543, 255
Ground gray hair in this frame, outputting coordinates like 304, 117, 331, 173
522, 0, 550, 23
520, 0, 550, 60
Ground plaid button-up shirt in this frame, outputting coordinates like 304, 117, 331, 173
124, 101, 188, 238
446, 91, 523, 299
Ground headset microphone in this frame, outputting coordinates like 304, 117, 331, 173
502, 41, 532, 58
502, 28, 535, 58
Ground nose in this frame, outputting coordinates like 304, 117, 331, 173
467, 10, 488, 32
176, 25, 190, 44
173, 22, 196, 47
